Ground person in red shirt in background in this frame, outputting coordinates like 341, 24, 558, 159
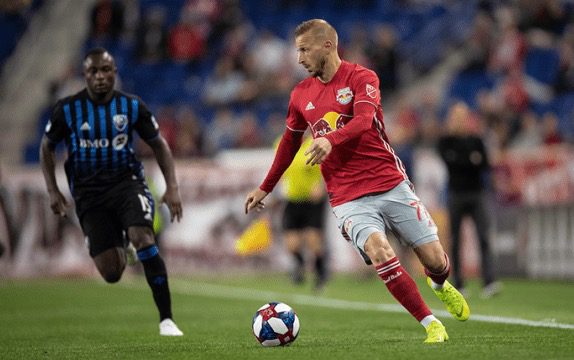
168, 10, 206, 64
245, 19, 470, 343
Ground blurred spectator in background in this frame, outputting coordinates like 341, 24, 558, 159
236, 111, 263, 149
247, 30, 288, 78
389, 98, 419, 178
174, 105, 206, 157
367, 24, 399, 92
206, 108, 239, 152
438, 102, 501, 299
541, 112, 562, 146
244, 29, 294, 105
135, 104, 207, 159
120, 0, 140, 42
341, 25, 370, 68
264, 111, 287, 146
202, 55, 258, 107
168, 7, 207, 66
509, 111, 542, 149
135, 5, 168, 63
136, 105, 176, 159
90, 0, 125, 42
488, 6, 526, 75
462, 12, 494, 72
518, 0, 569, 35
218, 19, 253, 61
156, 105, 179, 152
554, 31, 574, 95
500, 68, 529, 114
207, 0, 244, 47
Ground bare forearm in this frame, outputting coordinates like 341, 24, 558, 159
39, 139, 60, 193
151, 138, 178, 188
260, 129, 303, 193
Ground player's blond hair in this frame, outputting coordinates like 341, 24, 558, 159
294, 19, 338, 47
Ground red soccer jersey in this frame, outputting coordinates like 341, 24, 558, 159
285, 61, 408, 206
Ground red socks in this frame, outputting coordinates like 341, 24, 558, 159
376, 257, 432, 322
424, 253, 450, 285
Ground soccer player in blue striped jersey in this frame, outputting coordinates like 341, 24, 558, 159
40, 47, 184, 336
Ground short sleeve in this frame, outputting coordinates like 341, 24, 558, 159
285, 90, 308, 133
351, 68, 380, 108
44, 100, 68, 144
133, 98, 160, 141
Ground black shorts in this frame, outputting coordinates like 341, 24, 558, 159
76, 179, 155, 257
282, 199, 326, 230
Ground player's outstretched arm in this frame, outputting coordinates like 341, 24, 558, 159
146, 136, 182, 222
244, 188, 268, 214
39, 136, 68, 217
245, 128, 303, 214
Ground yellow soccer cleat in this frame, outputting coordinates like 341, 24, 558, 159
424, 321, 449, 343
427, 277, 470, 321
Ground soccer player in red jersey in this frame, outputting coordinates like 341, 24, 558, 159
245, 19, 470, 343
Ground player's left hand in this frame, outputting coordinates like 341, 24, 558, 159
162, 185, 183, 222
305, 137, 332, 165
245, 188, 268, 214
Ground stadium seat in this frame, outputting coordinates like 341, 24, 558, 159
525, 47, 560, 85
552, 92, 574, 138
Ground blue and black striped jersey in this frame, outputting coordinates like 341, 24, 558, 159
45, 89, 159, 196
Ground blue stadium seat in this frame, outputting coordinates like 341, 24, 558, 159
525, 47, 560, 85
551, 92, 574, 138
448, 70, 496, 108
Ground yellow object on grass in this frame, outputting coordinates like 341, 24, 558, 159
235, 217, 272, 256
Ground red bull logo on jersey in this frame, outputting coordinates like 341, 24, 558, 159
336, 87, 353, 105
311, 112, 345, 137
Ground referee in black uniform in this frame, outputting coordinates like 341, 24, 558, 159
40, 47, 184, 336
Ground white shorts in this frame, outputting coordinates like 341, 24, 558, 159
332, 180, 438, 265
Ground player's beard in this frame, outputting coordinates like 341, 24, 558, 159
312, 57, 327, 78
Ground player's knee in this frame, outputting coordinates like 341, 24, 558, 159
284, 232, 302, 253
364, 233, 395, 265
128, 226, 155, 249
416, 241, 447, 272
102, 271, 123, 283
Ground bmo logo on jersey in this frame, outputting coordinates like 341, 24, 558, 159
79, 138, 109, 148
79, 134, 128, 150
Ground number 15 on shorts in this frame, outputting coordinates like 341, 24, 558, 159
138, 193, 153, 220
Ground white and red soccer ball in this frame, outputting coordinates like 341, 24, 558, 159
252, 302, 300, 347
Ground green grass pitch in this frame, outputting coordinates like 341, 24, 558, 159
1, 274, 573, 359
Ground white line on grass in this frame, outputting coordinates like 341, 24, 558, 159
122, 280, 574, 330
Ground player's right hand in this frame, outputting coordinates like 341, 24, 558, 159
244, 188, 268, 214
48, 190, 68, 217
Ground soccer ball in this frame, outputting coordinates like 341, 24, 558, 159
252, 302, 300, 347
